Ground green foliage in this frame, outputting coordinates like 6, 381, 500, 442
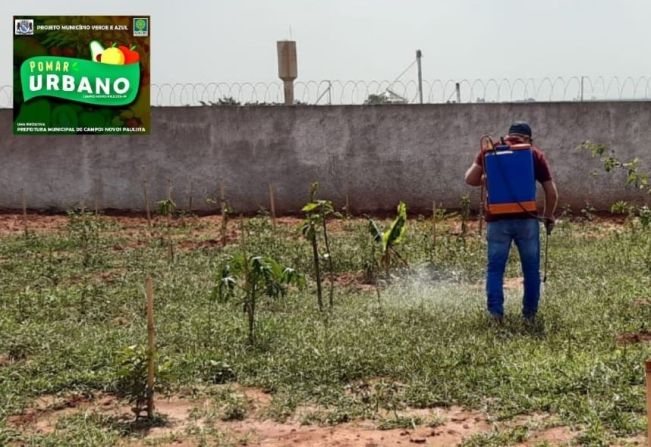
114, 345, 172, 418
66, 210, 105, 267
460, 426, 529, 446
610, 200, 633, 215
1, 213, 651, 444
301, 182, 339, 309
368, 201, 408, 276
364, 94, 390, 105
376, 415, 421, 430
156, 198, 176, 217
204, 389, 248, 421
215, 253, 303, 304
638, 205, 651, 228
582, 141, 650, 191
582, 141, 650, 230
580, 203, 596, 221
214, 252, 303, 344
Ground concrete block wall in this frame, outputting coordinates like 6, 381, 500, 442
1, 102, 649, 213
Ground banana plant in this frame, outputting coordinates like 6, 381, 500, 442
368, 201, 409, 277
301, 182, 338, 310
214, 253, 303, 345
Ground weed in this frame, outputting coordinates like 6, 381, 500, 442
460, 426, 529, 446
376, 415, 421, 430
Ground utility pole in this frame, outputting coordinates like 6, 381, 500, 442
580, 75, 585, 102
455, 82, 461, 103
416, 49, 423, 104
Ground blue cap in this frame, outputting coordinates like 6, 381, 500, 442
508, 121, 532, 137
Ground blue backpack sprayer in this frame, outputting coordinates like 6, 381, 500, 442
479, 135, 551, 285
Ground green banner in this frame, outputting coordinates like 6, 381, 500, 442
20, 56, 140, 106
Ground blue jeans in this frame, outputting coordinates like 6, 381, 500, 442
486, 219, 540, 318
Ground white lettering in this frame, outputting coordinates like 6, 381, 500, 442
113, 78, 129, 95
95, 78, 110, 95
46, 74, 59, 91
77, 77, 92, 94
29, 75, 42, 91
62, 75, 75, 92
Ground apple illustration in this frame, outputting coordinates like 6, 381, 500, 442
118, 45, 140, 64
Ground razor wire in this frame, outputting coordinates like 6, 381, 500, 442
149, 76, 651, 106
2, 76, 651, 108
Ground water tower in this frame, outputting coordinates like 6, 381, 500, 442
277, 41, 297, 105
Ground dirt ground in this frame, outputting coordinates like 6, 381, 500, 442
0, 211, 628, 238
6, 387, 583, 447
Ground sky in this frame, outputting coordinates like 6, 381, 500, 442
2, 0, 651, 87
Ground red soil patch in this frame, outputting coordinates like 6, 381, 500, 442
334, 272, 378, 292
0, 214, 68, 236
514, 425, 575, 446
217, 405, 491, 447
7, 388, 580, 447
616, 331, 651, 345
0, 212, 630, 244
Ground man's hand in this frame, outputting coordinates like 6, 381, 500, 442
543, 217, 555, 235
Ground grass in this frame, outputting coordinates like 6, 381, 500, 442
0, 210, 650, 446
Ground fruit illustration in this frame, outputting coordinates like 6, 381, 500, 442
118, 45, 140, 64
90, 41, 104, 62
101, 45, 125, 65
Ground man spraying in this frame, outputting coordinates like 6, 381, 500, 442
464, 122, 558, 323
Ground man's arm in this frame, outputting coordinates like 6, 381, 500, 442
541, 180, 558, 220
465, 163, 483, 186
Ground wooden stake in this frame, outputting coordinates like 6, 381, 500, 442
145, 276, 156, 419
143, 180, 152, 227
646, 359, 651, 446
345, 193, 351, 218
21, 189, 28, 238
188, 181, 193, 212
239, 215, 246, 247
166, 179, 174, 261
431, 201, 437, 246
220, 183, 228, 246
94, 177, 101, 216
269, 184, 276, 228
